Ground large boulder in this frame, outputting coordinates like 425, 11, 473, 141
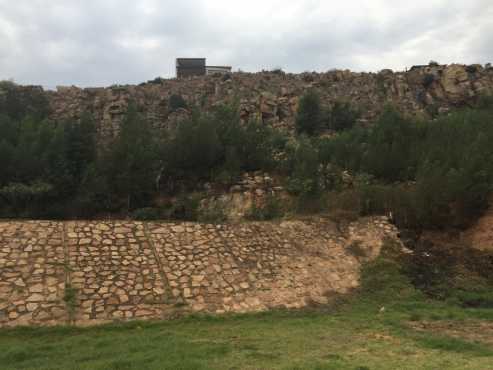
439, 64, 472, 103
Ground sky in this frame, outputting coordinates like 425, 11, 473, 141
0, 0, 492, 88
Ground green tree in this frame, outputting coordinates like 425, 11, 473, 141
327, 101, 360, 131
13, 117, 46, 182
65, 113, 97, 183
165, 114, 222, 182
0, 81, 50, 121
213, 104, 281, 172
0, 114, 17, 145
107, 103, 158, 211
0, 140, 14, 186
296, 90, 322, 135
363, 107, 421, 182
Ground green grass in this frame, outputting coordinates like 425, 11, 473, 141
1, 246, 493, 370
1, 301, 492, 370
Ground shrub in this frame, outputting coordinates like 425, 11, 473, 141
131, 207, 164, 221
169, 193, 201, 221
423, 73, 435, 88
286, 138, 321, 196
0, 182, 54, 206
197, 201, 228, 223
63, 283, 78, 322
327, 101, 360, 131
246, 194, 284, 221
147, 77, 164, 85
168, 94, 187, 112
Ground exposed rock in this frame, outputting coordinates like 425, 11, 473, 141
27, 63, 492, 146
440, 64, 472, 103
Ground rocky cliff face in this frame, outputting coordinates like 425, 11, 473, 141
41, 63, 493, 140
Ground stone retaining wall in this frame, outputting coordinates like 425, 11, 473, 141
0, 217, 398, 327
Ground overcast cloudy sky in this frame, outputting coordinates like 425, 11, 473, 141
0, 0, 492, 88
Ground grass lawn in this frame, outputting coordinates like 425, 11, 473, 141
2, 247, 493, 370
1, 298, 493, 370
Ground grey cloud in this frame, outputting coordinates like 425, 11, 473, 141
0, 0, 491, 87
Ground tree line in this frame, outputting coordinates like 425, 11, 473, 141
294, 91, 493, 230
0, 89, 285, 218
1, 80, 493, 232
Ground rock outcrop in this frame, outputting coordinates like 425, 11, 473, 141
39, 63, 493, 142
0, 217, 399, 327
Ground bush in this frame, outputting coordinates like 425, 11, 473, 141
197, 201, 228, 223
423, 74, 435, 88
246, 194, 284, 221
147, 77, 164, 85
286, 138, 321, 196
327, 101, 360, 131
168, 94, 187, 112
131, 207, 164, 221
0, 182, 54, 213
169, 193, 201, 221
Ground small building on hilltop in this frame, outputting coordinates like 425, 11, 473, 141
176, 58, 206, 78
176, 58, 232, 78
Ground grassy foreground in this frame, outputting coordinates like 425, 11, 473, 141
2, 250, 493, 370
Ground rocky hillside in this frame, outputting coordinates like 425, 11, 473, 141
17, 63, 490, 140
